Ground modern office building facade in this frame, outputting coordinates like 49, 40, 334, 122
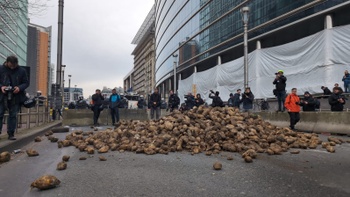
27, 23, 52, 97
155, 0, 350, 96
0, 0, 28, 64
129, 5, 156, 98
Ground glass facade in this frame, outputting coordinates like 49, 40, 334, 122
0, 0, 28, 65
155, 0, 350, 85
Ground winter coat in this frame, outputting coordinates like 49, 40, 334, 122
168, 94, 180, 108
285, 93, 300, 112
323, 87, 332, 95
299, 96, 316, 111
195, 97, 204, 107
109, 93, 121, 108
149, 92, 161, 108
233, 93, 241, 107
0, 64, 29, 104
228, 97, 234, 107
209, 94, 224, 107
342, 73, 350, 85
185, 95, 196, 109
92, 93, 104, 106
241, 92, 254, 110
328, 93, 346, 111
273, 75, 287, 91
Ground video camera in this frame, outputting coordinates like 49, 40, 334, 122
4, 85, 14, 100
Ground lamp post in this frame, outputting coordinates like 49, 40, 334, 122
172, 53, 178, 94
61, 65, 66, 106
68, 74, 71, 101
241, 6, 250, 88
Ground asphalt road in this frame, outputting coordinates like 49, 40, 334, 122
0, 126, 349, 197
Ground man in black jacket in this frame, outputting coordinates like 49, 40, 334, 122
91, 89, 104, 126
328, 87, 346, 111
273, 70, 287, 112
299, 91, 316, 111
0, 56, 29, 140
209, 90, 224, 107
168, 90, 180, 112
149, 88, 161, 119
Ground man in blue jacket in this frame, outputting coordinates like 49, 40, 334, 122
109, 88, 120, 125
0, 56, 29, 140
342, 70, 350, 93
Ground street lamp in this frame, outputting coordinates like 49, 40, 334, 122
61, 65, 66, 106
68, 74, 71, 101
172, 53, 178, 94
241, 6, 250, 88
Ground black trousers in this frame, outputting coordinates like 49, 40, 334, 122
288, 112, 300, 129
110, 107, 119, 124
93, 105, 102, 125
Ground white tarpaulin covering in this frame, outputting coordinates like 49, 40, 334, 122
178, 24, 350, 104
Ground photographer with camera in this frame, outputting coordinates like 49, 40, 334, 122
0, 56, 29, 140
299, 91, 316, 111
328, 87, 346, 111
91, 89, 104, 126
284, 88, 300, 130
167, 90, 180, 112
209, 90, 224, 107
273, 70, 287, 112
148, 88, 161, 119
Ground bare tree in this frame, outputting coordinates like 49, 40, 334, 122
0, 0, 49, 16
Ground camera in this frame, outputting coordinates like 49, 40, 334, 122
210, 90, 214, 94
4, 86, 14, 100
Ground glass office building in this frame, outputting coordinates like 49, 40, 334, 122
155, 0, 350, 93
0, 0, 28, 65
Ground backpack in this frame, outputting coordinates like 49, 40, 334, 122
314, 98, 320, 109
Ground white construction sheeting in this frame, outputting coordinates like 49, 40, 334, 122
178, 24, 350, 104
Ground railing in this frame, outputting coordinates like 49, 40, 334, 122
1, 103, 52, 133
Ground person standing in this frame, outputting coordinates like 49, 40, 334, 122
91, 89, 104, 126
342, 70, 350, 93
273, 70, 287, 112
0, 56, 29, 140
328, 87, 346, 111
148, 88, 161, 119
228, 93, 234, 107
137, 95, 146, 109
109, 88, 120, 125
299, 91, 316, 111
240, 87, 254, 112
168, 90, 180, 112
284, 88, 300, 130
233, 89, 241, 108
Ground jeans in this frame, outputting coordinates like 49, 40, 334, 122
288, 112, 300, 129
276, 90, 286, 111
150, 107, 160, 120
0, 102, 20, 137
93, 105, 102, 125
344, 83, 349, 93
110, 107, 119, 124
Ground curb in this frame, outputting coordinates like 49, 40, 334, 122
0, 121, 62, 153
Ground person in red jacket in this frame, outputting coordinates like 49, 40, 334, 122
284, 88, 301, 130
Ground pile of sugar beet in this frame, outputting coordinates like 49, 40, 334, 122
59, 106, 348, 163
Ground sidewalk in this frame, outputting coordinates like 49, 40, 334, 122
0, 120, 62, 152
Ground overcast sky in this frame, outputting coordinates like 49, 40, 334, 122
29, 0, 154, 98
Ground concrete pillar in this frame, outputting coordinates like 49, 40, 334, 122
325, 15, 333, 29
169, 78, 172, 91
162, 83, 165, 100
179, 73, 181, 81
217, 56, 222, 65
194, 66, 197, 73
256, 40, 261, 49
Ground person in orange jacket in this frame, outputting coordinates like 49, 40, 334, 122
284, 88, 301, 130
